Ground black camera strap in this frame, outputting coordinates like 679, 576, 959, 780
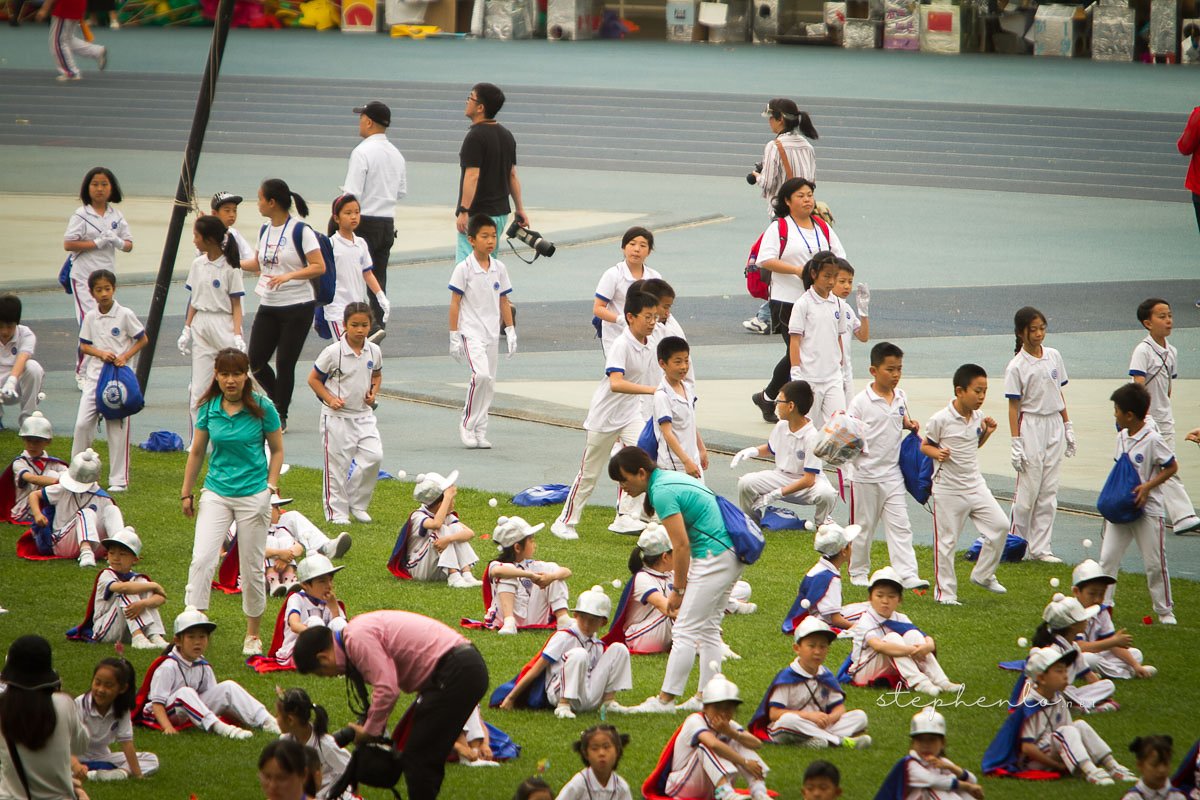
505, 237, 541, 265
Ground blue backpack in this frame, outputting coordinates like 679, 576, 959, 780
95, 362, 145, 420
899, 431, 933, 504
259, 220, 337, 306
636, 418, 658, 461
1097, 451, 1144, 524
715, 494, 766, 565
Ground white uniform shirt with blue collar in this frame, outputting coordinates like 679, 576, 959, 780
788, 287, 848, 383
767, 418, 823, 478
849, 606, 917, 674
556, 766, 634, 800
326, 232, 374, 326
277, 589, 339, 662
1129, 336, 1178, 425
255, 218, 319, 306
75, 692, 134, 761
767, 660, 845, 714
185, 254, 246, 314
1121, 780, 1189, 799
78, 301, 144, 383
849, 384, 909, 484
145, 652, 216, 712
541, 623, 604, 702
671, 712, 746, 769
1004, 347, 1068, 416
65, 204, 132, 281
805, 556, 844, 622
0, 324, 36, 376
584, 327, 655, 433
312, 338, 382, 418
449, 253, 512, 344
653, 376, 699, 471
1114, 424, 1174, 519
923, 402, 987, 492
594, 260, 662, 354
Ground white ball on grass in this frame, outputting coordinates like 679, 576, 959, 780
396, 470, 407, 480
488, 498, 498, 508
1049, 578, 1060, 588
612, 579, 622, 588
1017, 637, 1029, 648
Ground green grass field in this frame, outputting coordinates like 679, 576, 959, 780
1, 430, 1196, 800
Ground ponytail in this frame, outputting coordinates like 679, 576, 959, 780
277, 688, 329, 738
290, 191, 309, 218
195, 215, 241, 268
1031, 623, 1055, 648
797, 111, 819, 140
628, 547, 645, 575
221, 232, 240, 266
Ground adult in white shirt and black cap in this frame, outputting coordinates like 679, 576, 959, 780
343, 100, 407, 333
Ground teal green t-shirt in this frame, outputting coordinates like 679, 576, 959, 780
647, 469, 733, 559
196, 393, 281, 497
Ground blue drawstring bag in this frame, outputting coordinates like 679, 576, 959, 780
760, 506, 809, 531
964, 533, 1027, 563
636, 418, 658, 461
139, 431, 184, 452
714, 494, 765, 565
899, 431, 933, 504
313, 306, 333, 340
591, 316, 602, 338
512, 484, 570, 506
59, 256, 73, 294
1097, 453, 1144, 524
95, 362, 144, 420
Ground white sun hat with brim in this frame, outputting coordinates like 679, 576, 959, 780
270, 496, 294, 508
910, 708, 946, 737
868, 565, 905, 592
573, 585, 612, 619
492, 515, 544, 548
297, 554, 345, 584
99, 527, 142, 557
1042, 594, 1100, 629
59, 448, 101, 493
637, 523, 672, 557
413, 470, 459, 505
814, 522, 864, 557
173, 607, 217, 636
18, 412, 53, 440
1071, 559, 1115, 588
1025, 645, 1076, 677
702, 673, 742, 705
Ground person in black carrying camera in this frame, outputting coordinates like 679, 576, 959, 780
293, 609, 488, 800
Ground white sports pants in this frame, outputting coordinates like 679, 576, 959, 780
186, 488, 270, 618
849, 478, 920, 584
87, 750, 159, 776
664, 738, 768, 798
850, 630, 951, 689
493, 572, 570, 627
737, 469, 837, 522
557, 423, 642, 528
48, 17, 103, 79
931, 484, 1006, 604
188, 311, 237, 439
662, 550, 743, 698
1010, 412, 1066, 559
626, 611, 673, 654
548, 643, 633, 711
462, 337, 498, 438
805, 379, 846, 430
320, 412, 382, 522
1099, 515, 1172, 616
1043, 720, 1111, 775
52, 504, 123, 559
0, 360, 44, 426
162, 682, 273, 731
1081, 648, 1143, 680
409, 538, 479, 581
768, 708, 868, 746
72, 383, 131, 489
91, 593, 166, 643
1156, 422, 1198, 526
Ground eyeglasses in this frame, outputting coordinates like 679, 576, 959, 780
467, 94, 479, 103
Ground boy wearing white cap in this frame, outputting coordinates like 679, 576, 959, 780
1071, 560, 1156, 680
1026, 594, 1116, 711
645, 673, 769, 800
275, 555, 347, 668
748, 617, 870, 749
878, 709, 983, 799
29, 448, 124, 567
6, 411, 66, 524
782, 522, 862, 635
75, 527, 167, 649
487, 515, 572, 634
499, 585, 632, 718
848, 567, 961, 696
402, 470, 481, 588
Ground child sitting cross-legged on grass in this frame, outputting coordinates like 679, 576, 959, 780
391, 470, 482, 588
68, 526, 167, 649
485, 516, 571, 634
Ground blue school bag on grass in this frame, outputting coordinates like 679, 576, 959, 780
1097, 450, 1144, 524
95, 362, 144, 420
899, 431, 933, 504
964, 533, 1027, 563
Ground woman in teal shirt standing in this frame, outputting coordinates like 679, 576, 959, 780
181, 348, 285, 656
608, 446, 744, 713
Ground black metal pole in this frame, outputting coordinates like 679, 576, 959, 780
136, 0, 236, 391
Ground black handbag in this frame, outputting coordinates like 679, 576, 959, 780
327, 737, 405, 800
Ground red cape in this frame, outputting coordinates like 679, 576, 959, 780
459, 562, 557, 631
16, 529, 67, 560
245, 593, 347, 674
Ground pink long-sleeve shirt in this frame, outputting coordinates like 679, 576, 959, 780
334, 610, 469, 735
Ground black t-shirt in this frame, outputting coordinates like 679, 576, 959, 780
458, 121, 517, 216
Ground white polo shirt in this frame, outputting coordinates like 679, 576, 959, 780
145, 653, 216, 711
841, 306, 861, 379
255, 218, 318, 307
342, 133, 408, 218
584, 327, 655, 433
65, 204, 132, 281
671, 713, 745, 772
540, 624, 602, 702
1004, 347, 1068, 416
185, 255, 246, 314
312, 338, 382, 418
653, 377, 699, 471
767, 662, 845, 714
788, 287, 848, 384
768, 418, 823, 478
594, 260, 662, 353
78, 301, 144, 383
75, 692, 133, 761
848, 385, 908, 484
1129, 336, 1178, 425
805, 556, 843, 622
326, 232, 374, 326
0, 324, 36, 375
449, 253, 512, 345
756, 216, 846, 305
1115, 424, 1174, 519
924, 402, 987, 492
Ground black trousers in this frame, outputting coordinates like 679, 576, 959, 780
247, 301, 313, 423
764, 299, 795, 399
357, 215, 396, 331
1193, 193, 1200, 235
403, 645, 488, 800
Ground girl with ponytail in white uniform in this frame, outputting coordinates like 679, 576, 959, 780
326, 194, 390, 340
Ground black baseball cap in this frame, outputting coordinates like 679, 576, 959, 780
211, 191, 243, 210
353, 101, 391, 128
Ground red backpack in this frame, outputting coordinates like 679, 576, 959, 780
744, 215, 831, 300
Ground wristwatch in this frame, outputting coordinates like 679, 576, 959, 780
456, 206, 468, 215
672, 586, 686, 597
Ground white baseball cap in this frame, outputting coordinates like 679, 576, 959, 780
99, 526, 142, 557
572, 585, 612, 619
1025, 645, 1075, 677
59, 448, 101, 493
792, 616, 837, 643
173, 606, 217, 636
910, 708, 946, 737
1042, 594, 1099, 630
868, 566, 905, 592
1072, 559, 1115, 588
270, 496, 294, 508
413, 470, 459, 505
297, 554, 344, 584
492, 515, 544, 548
814, 523, 863, 556
701, 673, 742, 704
637, 523, 672, 557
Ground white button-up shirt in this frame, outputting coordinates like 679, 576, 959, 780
342, 133, 407, 218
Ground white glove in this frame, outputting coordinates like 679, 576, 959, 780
104, 232, 125, 251
1010, 437, 1027, 473
94, 233, 116, 250
730, 446, 759, 468
789, 366, 803, 382
233, 334, 247, 353
376, 292, 391, 325
554, 704, 576, 720
177, 326, 192, 356
449, 331, 465, 363
855, 282, 870, 318
762, 488, 784, 507
1064, 421, 1077, 458
505, 326, 517, 358
0, 375, 18, 402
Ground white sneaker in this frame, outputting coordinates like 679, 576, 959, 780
330, 518, 350, 527
1173, 514, 1200, 534
78, 549, 96, 568
903, 578, 931, 590
498, 618, 518, 635
910, 680, 940, 697
939, 681, 965, 693
970, 576, 1007, 594
1085, 768, 1114, 786
367, 330, 387, 345
849, 576, 870, 587
270, 582, 289, 598
461, 572, 483, 587
713, 784, 737, 800
242, 635, 263, 656
1159, 613, 1178, 625
107, 485, 127, 494
351, 509, 373, 524
475, 435, 492, 450
602, 699, 631, 714
447, 572, 469, 589
749, 784, 770, 800
87, 769, 127, 782
551, 520, 578, 540
466, 759, 500, 767
728, 601, 757, 615
459, 424, 478, 448
627, 695, 678, 714
212, 721, 252, 740
1140, 665, 1158, 677
554, 704, 576, 719
320, 532, 353, 559
262, 718, 282, 735
1105, 762, 1137, 782
844, 734, 872, 749
742, 317, 768, 334
130, 633, 157, 650
149, 634, 168, 647
608, 515, 648, 534
936, 597, 963, 606
678, 695, 704, 712
1029, 553, 1063, 564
